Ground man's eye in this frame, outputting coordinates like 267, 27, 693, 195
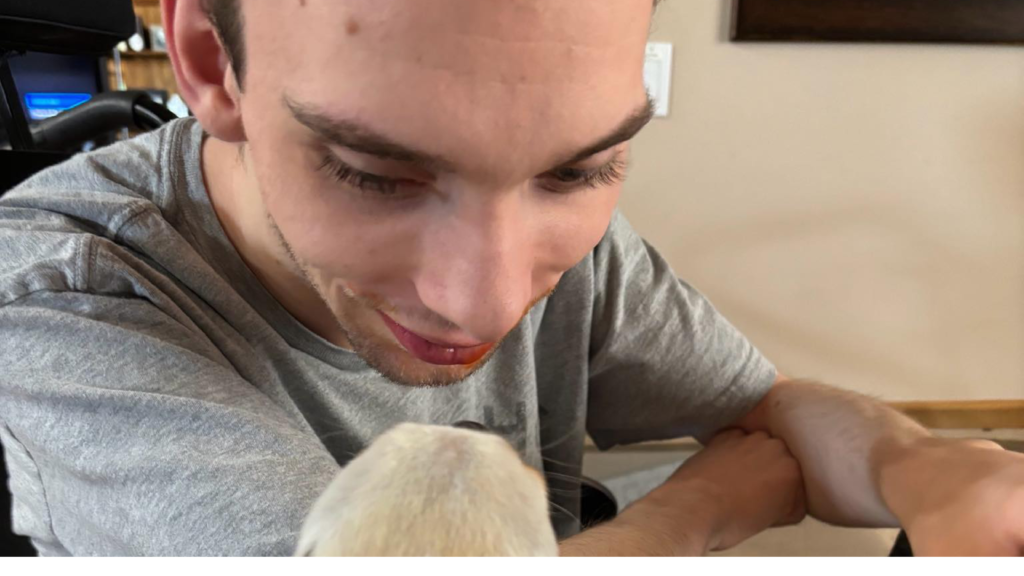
317, 154, 405, 196
538, 155, 628, 194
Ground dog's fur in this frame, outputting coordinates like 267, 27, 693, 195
295, 423, 558, 556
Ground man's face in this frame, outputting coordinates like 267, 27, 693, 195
234, 0, 653, 386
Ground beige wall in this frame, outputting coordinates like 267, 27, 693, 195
624, 0, 1024, 401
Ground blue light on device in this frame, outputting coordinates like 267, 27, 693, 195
23, 92, 93, 121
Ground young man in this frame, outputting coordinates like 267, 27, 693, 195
0, 0, 1020, 556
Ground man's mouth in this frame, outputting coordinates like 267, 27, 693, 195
376, 311, 493, 366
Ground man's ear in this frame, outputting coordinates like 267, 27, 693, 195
162, 0, 245, 143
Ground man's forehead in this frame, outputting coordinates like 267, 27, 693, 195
241, 0, 655, 104
252, 0, 654, 40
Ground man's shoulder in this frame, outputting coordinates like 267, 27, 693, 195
0, 119, 204, 307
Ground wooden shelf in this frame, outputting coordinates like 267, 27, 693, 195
117, 50, 169, 59
583, 399, 1024, 452
890, 399, 1024, 430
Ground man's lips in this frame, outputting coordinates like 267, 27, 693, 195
377, 311, 493, 366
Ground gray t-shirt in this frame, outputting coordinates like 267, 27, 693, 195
0, 118, 775, 556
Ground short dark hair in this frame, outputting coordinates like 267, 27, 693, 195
202, 0, 245, 85
202, 0, 663, 89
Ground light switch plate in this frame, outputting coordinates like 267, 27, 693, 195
643, 42, 673, 117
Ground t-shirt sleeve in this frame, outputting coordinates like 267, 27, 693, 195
0, 290, 340, 556
586, 211, 777, 450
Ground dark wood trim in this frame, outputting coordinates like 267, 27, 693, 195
733, 0, 1024, 45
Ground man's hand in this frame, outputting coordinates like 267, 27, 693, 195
878, 436, 1024, 556
661, 429, 807, 551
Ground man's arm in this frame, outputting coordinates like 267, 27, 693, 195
559, 429, 806, 556
0, 292, 340, 555
558, 491, 714, 556
736, 374, 1024, 555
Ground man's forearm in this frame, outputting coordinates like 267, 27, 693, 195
751, 378, 931, 527
559, 487, 715, 556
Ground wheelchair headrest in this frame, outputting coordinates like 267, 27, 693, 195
0, 0, 137, 55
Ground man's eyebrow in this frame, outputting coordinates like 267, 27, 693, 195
285, 94, 655, 172
558, 96, 655, 166
286, 96, 458, 171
